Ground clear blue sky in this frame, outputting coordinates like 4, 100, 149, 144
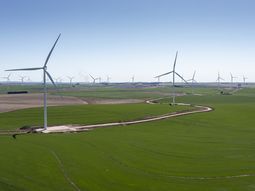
0, 0, 255, 82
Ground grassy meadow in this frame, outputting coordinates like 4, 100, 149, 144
0, 86, 255, 190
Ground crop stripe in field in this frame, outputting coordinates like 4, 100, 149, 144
50, 150, 81, 191
84, 141, 255, 181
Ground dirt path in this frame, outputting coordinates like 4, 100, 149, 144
39, 102, 213, 133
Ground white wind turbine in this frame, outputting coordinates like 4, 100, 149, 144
230, 73, 237, 84
2, 73, 11, 82
187, 70, 197, 94
67, 76, 74, 85
6, 34, 61, 130
131, 75, 135, 83
216, 72, 224, 89
19, 75, 27, 84
156, 76, 160, 83
89, 74, 96, 83
155, 51, 188, 105
107, 76, 111, 83
243, 75, 248, 85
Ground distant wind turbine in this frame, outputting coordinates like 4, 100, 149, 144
156, 76, 160, 83
19, 75, 27, 84
107, 76, 111, 83
67, 76, 74, 85
230, 73, 237, 84
243, 75, 248, 84
54, 77, 62, 84
131, 75, 135, 83
2, 73, 11, 82
58, 77, 63, 83
155, 51, 188, 105
89, 74, 96, 83
187, 70, 197, 94
6, 34, 61, 130
216, 72, 224, 89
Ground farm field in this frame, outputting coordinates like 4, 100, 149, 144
0, 87, 254, 190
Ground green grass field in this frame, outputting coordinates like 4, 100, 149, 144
0, 87, 255, 191
0, 104, 190, 130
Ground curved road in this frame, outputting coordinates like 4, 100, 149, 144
41, 101, 213, 133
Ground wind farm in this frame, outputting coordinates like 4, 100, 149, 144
1, 1, 255, 191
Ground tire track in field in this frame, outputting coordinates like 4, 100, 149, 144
50, 150, 81, 191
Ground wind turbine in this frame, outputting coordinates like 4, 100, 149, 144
156, 76, 160, 83
107, 76, 111, 83
6, 34, 61, 130
58, 77, 63, 83
155, 51, 188, 105
187, 70, 197, 94
131, 75, 135, 83
89, 74, 96, 83
2, 73, 11, 82
216, 72, 224, 89
230, 73, 237, 84
19, 75, 27, 84
243, 75, 248, 85
54, 77, 62, 84
67, 76, 74, 85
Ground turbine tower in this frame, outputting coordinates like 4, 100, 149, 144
89, 74, 96, 83
216, 72, 224, 89
243, 76, 248, 84
67, 76, 74, 85
6, 34, 61, 130
131, 75, 135, 83
107, 76, 111, 83
19, 75, 27, 84
156, 76, 160, 83
187, 70, 197, 94
155, 51, 188, 105
230, 73, 237, 84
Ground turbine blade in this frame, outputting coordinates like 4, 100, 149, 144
155, 71, 173, 78
45, 71, 56, 87
89, 74, 95, 80
173, 51, 178, 71
175, 72, 188, 84
192, 71, 196, 79
5, 67, 43, 71
44, 33, 61, 67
